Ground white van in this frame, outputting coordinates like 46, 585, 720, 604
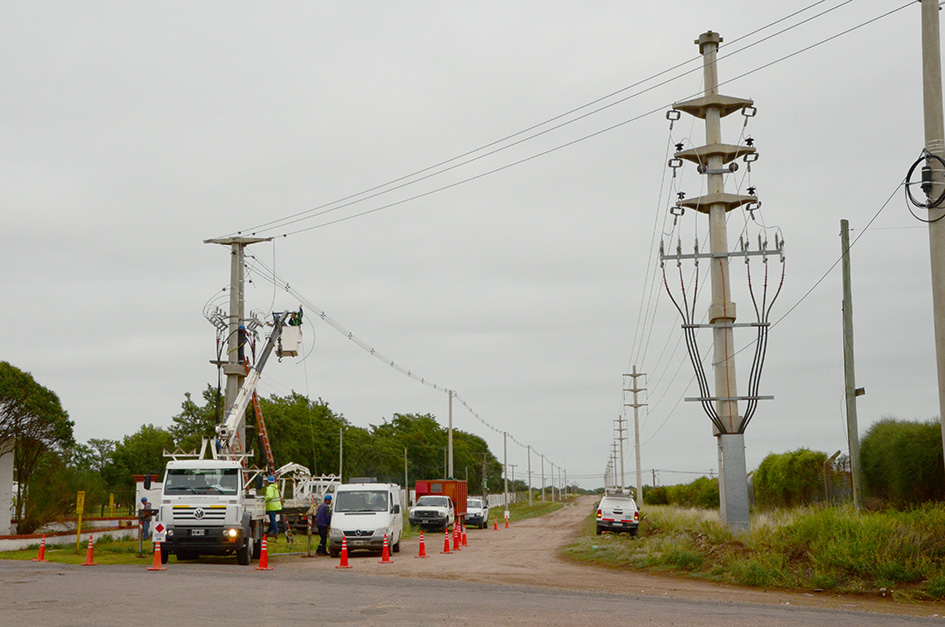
328, 482, 403, 557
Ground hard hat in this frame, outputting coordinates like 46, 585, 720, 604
324, 495, 332, 501
267, 475, 275, 483
141, 497, 147, 503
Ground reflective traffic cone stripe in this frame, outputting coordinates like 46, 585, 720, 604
255, 536, 273, 570
416, 530, 428, 559
461, 523, 468, 547
378, 532, 392, 564
81, 535, 97, 566
335, 536, 352, 568
146, 541, 167, 571
441, 526, 451, 554
31, 535, 48, 562
452, 523, 460, 551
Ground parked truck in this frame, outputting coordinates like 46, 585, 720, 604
409, 479, 467, 529
154, 310, 301, 565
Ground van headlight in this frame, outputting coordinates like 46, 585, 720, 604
329, 528, 342, 538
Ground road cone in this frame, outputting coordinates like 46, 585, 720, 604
146, 541, 167, 571
255, 536, 273, 571
505, 513, 510, 529
461, 522, 468, 547
441, 526, 451, 554
494, 516, 498, 531
378, 532, 393, 564
81, 535, 97, 566
415, 530, 428, 558
452, 523, 460, 551
31, 535, 48, 562
335, 536, 352, 569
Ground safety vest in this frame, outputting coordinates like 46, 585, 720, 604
265, 483, 282, 511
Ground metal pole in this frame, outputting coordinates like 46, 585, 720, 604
921, 0, 945, 481
541, 454, 545, 502
448, 390, 454, 478
404, 447, 408, 495
339, 427, 343, 481
840, 219, 863, 508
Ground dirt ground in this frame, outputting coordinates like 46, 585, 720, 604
275, 495, 944, 619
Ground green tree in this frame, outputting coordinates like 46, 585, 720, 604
102, 424, 173, 507
169, 385, 222, 453
861, 417, 944, 505
0, 362, 74, 527
753, 448, 827, 508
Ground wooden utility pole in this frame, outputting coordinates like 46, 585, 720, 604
840, 219, 864, 508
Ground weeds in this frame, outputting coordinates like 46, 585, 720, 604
563, 503, 945, 601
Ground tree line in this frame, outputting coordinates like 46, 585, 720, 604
0, 361, 504, 533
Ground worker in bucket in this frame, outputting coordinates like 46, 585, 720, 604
315, 494, 332, 555
264, 475, 282, 539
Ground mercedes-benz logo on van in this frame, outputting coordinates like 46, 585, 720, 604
194, 508, 205, 520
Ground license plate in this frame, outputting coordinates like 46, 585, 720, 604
352, 540, 366, 546
613, 522, 623, 527
191, 529, 204, 536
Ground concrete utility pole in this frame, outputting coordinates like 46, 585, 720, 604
840, 219, 864, 508
503, 432, 509, 513
527, 445, 533, 507
339, 427, 343, 481
920, 0, 945, 477
204, 236, 271, 450
624, 367, 647, 502
540, 454, 546, 502
614, 416, 627, 490
447, 390, 454, 479
672, 31, 759, 532
404, 447, 409, 497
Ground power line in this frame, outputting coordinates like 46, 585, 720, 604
221, 1, 866, 240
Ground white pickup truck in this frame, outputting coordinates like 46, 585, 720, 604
155, 459, 265, 565
408, 495, 454, 531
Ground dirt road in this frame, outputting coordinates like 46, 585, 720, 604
275, 495, 942, 618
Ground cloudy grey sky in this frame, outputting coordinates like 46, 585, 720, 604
2, 1, 939, 488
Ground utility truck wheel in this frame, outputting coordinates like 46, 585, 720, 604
237, 536, 252, 565
392, 535, 400, 553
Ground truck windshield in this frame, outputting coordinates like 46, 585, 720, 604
417, 496, 449, 507
467, 499, 483, 508
164, 468, 240, 495
334, 490, 389, 513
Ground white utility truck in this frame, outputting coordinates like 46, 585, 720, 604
153, 310, 302, 565
328, 481, 403, 557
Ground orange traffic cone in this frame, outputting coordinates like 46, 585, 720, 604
31, 535, 48, 562
146, 541, 167, 571
81, 535, 97, 566
505, 513, 510, 529
255, 536, 273, 570
441, 526, 451, 554
461, 522, 468, 547
494, 517, 498, 530
452, 523, 461, 551
378, 532, 392, 564
415, 529, 428, 559
335, 536, 352, 568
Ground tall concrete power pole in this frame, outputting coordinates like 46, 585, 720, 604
840, 219, 864, 508
625, 367, 647, 502
204, 236, 271, 449
920, 0, 945, 477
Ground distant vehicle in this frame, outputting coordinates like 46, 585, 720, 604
596, 492, 639, 536
328, 482, 403, 557
408, 495, 454, 531
465, 497, 489, 529
413, 479, 467, 525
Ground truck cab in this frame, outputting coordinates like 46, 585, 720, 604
157, 459, 265, 565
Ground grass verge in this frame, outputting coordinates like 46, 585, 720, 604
561, 503, 945, 602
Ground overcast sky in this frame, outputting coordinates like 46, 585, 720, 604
2, 1, 941, 489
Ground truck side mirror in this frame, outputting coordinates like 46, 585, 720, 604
144, 474, 152, 490
393, 504, 400, 514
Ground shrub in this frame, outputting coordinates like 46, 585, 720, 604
860, 418, 944, 506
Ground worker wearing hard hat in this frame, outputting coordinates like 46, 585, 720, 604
315, 494, 332, 555
264, 475, 282, 539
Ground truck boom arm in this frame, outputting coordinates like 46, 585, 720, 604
216, 311, 293, 457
